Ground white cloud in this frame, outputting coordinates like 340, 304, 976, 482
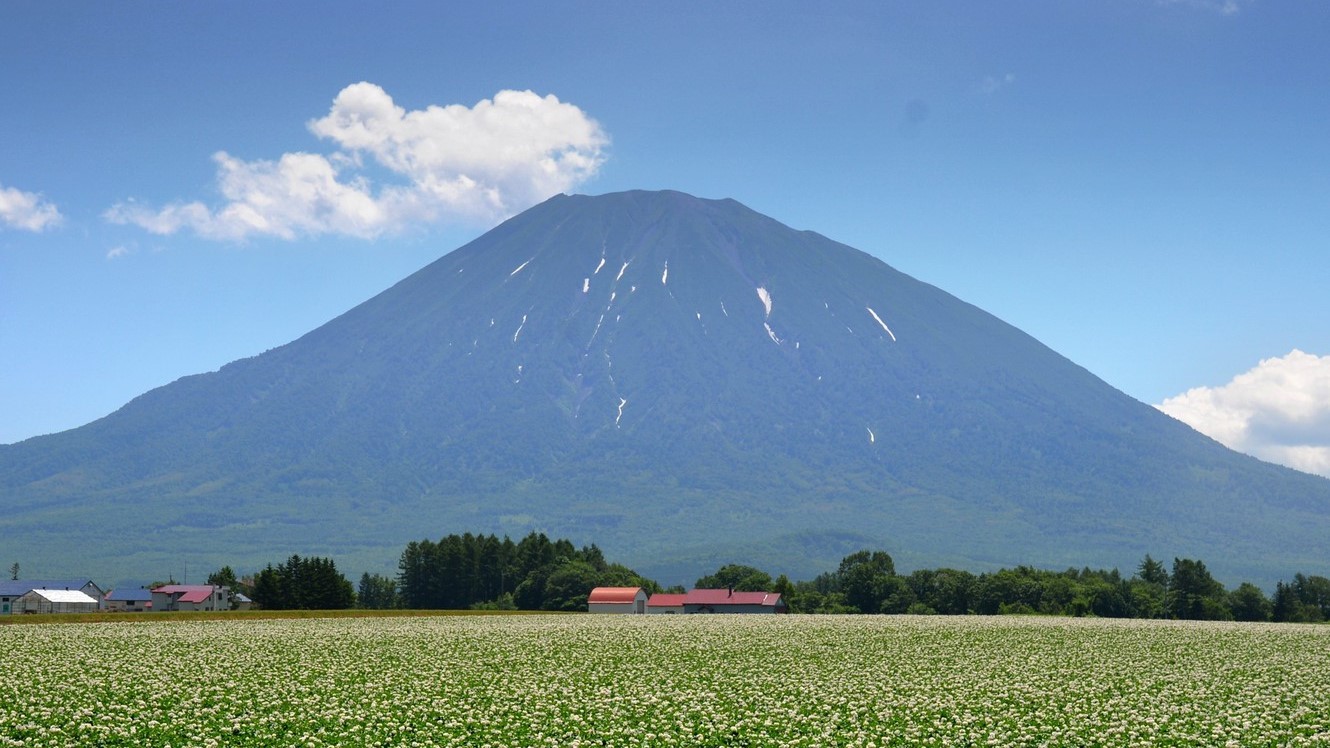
1159, 0, 1247, 15
0, 182, 62, 232
1157, 350, 1330, 478
979, 73, 1016, 96
106, 84, 608, 241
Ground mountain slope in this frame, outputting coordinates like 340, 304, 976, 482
3, 190, 1327, 585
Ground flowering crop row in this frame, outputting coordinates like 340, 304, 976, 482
3, 615, 1329, 746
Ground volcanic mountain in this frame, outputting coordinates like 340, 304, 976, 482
3, 190, 1328, 585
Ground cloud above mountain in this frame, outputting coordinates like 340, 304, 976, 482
0, 182, 62, 232
1157, 350, 1330, 478
105, 84, 608, 241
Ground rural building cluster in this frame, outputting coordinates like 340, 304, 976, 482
0, 580, 251, 615
587, 586, 788, 614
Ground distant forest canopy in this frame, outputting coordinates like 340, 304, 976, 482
199, 535, 1329, 622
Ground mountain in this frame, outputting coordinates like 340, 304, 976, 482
3, 190, 1328, 586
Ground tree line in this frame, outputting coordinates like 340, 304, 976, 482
375, 531, 658, 611
206, 555, 355, 610
765, 552, 1330, 622
202, 540, 1328, 622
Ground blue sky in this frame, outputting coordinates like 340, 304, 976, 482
3, 2, 1329, 474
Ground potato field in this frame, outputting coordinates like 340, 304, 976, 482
3, 614, 1329, 747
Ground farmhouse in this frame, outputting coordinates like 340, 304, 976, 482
151, 584, 232, 612
12, 588, 100, 614
104, 587, 153, 612
0, 579, 105, 615
681, 588, 787, 614
646, 593, 686, 614
635, 588, 789, 614
587, 586, 648, 613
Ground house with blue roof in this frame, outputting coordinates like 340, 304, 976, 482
0, 579, 104, 614
104, 587, 153, 612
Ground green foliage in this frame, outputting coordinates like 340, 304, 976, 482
1273, 574, 1330, 622
357, 573, 400, 610
694, 564, 773, 592
251, 555, 355, 610
1167, 558, 1231, 621
836, 550, 899, 614
396, 531, 656, 611
206, 565, 239, 590
1229, 582, 1272, 622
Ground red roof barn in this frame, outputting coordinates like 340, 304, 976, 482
587, 586, 648, 614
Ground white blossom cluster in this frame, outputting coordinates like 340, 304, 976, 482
2, 615, 1329, 746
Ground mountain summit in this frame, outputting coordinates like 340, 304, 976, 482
4, 190, 1327, 583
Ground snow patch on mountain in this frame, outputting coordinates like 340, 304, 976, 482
509, 259, 532, 277
756, 287, 773, 318
866, 307, 897, 342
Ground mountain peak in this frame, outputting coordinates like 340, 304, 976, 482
3, 190, 1327, 585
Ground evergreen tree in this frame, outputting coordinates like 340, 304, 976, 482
358, 573, 399, 609
1167, 558, 1230, 620
249, 555, 354, 610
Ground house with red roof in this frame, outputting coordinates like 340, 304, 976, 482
680, 588, 787, 614
587, 586, 648, 614
646, 592, 687, 614
151, 584, 232, 612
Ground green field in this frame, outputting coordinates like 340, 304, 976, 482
3, 615, 1329, 747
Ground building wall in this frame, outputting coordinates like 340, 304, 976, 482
646, 605, 684, 615
588, 602, 636, 614
104, 600, 150, 613
683, 603, 780, 614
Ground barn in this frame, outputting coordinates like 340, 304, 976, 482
587, 587, 648, 614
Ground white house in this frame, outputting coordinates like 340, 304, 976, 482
587, 586, 648, 613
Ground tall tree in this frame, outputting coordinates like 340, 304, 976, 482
358, 573, 399, 610
250, 555, 354, 610
1167, 558, 1230, 620
1229, 582, 1272, 622
207, 566, 239, 590
837, 550, 898, 614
